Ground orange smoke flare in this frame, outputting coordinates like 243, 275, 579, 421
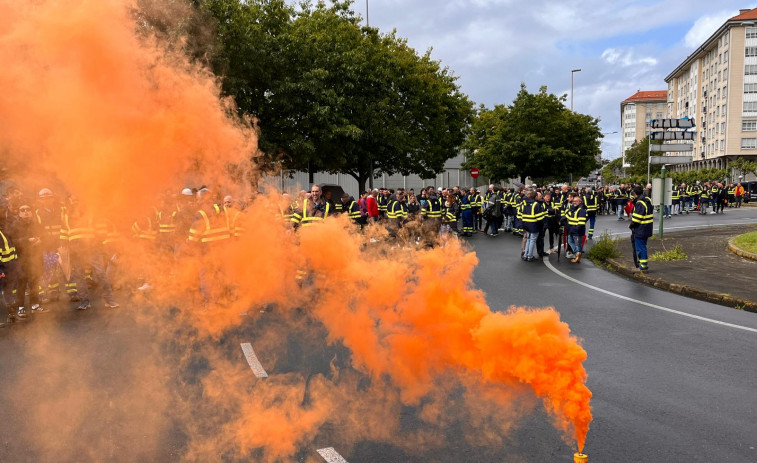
0, 0, 592, 459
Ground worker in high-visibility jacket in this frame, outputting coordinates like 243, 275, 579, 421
629, 185, 654, 272
563, 195, 587, 263
290, 185, 330, 229
339, 193, 363, 227
0, 227, 22, 325
60, 197, 118, 310
581, 187, 599, 239
35, 188, 66, 302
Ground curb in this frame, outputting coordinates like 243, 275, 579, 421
727, 238, 757, 261
604, 257, 757, 313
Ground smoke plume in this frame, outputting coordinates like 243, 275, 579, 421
0, 0, 592, 460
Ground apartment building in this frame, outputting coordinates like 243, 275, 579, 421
620, 90, 667, 166
665, 7, 757, 174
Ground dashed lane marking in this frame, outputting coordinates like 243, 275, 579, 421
544, 260, 757, 334
240, 342, 268, 378
317, 447, 350, 463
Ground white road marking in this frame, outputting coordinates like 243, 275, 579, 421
317, 447, 350, 463
240, 342, 268, 378
543, 260, 757, 334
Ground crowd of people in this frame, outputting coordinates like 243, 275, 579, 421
1, 177, 745, 326
285, 182, 657, 268
0, 184, 248, 327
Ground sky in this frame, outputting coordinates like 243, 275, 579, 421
351, 0, 757, 160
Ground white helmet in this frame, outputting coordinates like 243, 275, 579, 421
38, 188, 53, 198
181, 188, 193, 196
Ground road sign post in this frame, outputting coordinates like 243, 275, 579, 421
647, 118, 696, 185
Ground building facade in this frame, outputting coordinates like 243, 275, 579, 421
620, 90, 667, 166
665, 7, 757, 178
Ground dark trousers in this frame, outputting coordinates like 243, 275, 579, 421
473, 208, 482, 230
536, 227, 546, 256
14, 261, 41, 309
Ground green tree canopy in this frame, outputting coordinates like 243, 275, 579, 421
196, 0, 473, 192
463, 84, 601, 184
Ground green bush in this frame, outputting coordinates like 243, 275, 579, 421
587, 232, 620, 261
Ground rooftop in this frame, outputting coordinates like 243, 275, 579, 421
730, 7, 757, 21
622, 90, 668, 103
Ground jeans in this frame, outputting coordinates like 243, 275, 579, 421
568, 234, 584, 254
634, 236, 649, 270
524, 231, 537, 258
664, 205, 671, 216
486, 219, 499, 235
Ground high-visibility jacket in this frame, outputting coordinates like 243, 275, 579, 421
345, 201, 361, 221
422, 196, 443, 219
471, 193, 483, 208
631, 195, 654, 238
132, 217, 157, 241
520, 199, 546, 233
188, 208, 232, 243
387, 199, 404, 220
671, 187, 680, 201
582, 191, 599, 213
155, 207, 178, 235
0, 229, 17, 264
377, 196, 389, 215
60, 210, 95, 244
290, 199, 330, 227
565, 205, 587, 235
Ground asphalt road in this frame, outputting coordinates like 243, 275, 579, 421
0, 208, 756, 462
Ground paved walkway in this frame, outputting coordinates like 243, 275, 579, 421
605, 223, 757, 312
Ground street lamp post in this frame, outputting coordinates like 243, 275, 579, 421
571, 69, 581, 111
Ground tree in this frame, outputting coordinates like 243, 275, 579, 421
729, 157, 757, 180
196, 0, 473, 192
463, 84, 601, 183
601, 157, 623, 184
623, 136, 667, 180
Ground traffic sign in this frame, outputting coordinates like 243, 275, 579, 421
650, 131, 696, 141
650, 144, 693, 152
470, 168, 480, 178
649, 155, 693, 164
651, 118, 695, 129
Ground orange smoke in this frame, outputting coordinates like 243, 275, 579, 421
0, 0, 592, 459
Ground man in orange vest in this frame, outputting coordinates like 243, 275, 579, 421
735, 183, 745, 208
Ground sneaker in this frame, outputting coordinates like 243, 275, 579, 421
137, 283, 153, 291
31, 304, 46, 313
76, 300, 91, 311
565, 252, 575, 259
17, 307, 28, 319
103, 299, 119, 308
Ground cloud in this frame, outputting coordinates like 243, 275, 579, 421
684, 10, 734, 48
601, 47, 658, 67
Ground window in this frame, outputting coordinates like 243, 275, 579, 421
722, 104, 727, 115
746, 47, 757, 57
745, 83, 757, 94
748, 27, 757, 39
741, 138, 757, 149
743, 120, 757, 131
724, 51, 729, 63
721, 140, 725, 151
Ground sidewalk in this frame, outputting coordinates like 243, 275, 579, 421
604, 223, 757, 312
